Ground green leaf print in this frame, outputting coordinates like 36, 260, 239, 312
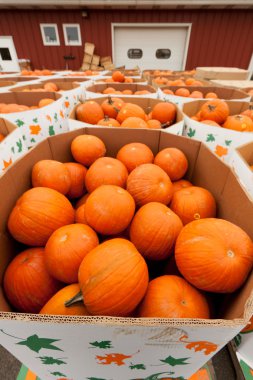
15, 119, 25, 127
206, 134, 215, 142
131, 372, 184, 380
160, 355, 190, 366
187, 128, 196, 138
87, 378, 110, 380
225, 140, 232, 146
49, 126, 55, 136
16, 139, 23, 153
30, 138, 36, 143
33, 118, 38, 123
11, 147, 15, 154
89, 340, 113, 349
54, 113, 58, 122
17, 334, 63, 353
234, 334, 242, 347
50, 371, 66, 377
22, 135, 26, 140
38, 356, 66, 365
129, 363, 146, 370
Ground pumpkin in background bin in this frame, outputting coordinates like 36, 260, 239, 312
71, 135, 106, 166
112, 71, 125, 83
8, 187, 75, 246
154, 147, 188, 181
175, 218, 253, 293
76, 101, 104, 124
77, 238, 149, 316
116, 142, 154, 173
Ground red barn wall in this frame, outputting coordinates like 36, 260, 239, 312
0, 9, 252, 70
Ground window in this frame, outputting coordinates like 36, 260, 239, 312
156, 49, 171, 59
0, 48, 12, 61
40, 24, 60, 46
127, 49, 143, 59
63, 24, 82, 46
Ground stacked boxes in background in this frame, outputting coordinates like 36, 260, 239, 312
80, 42, 106, 71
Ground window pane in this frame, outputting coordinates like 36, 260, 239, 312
127, 49, 143, 59
66, 27, 79, 43
44, 26, 57, 43
156, 49, 171, 59
0, 48, 11, 61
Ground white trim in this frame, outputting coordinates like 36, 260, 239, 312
40, 23, 60, 46
111, 23, 192, 70
63, 23, 82, 46
248, 53, 253, 80
0, 36, 20, 72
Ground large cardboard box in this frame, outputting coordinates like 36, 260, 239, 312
196, 67, 250, 81
85, 83, 157, 99
159, 86, 250, 108
0, 76, 39, 83
0, 92, 68, 148
84, 42, 95, 56
92, 54, 100, 66
0, 128, 252, 380
83, 53, 93, 64
211, 80, 253, 89
69, 97, 184, 135
182, 100, 253, 163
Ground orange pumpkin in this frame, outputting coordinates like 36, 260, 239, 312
85, 157, 128, 193
223, 114, 253, 132
116, 142, 154, 173
38, 98, 54, 108
8, 187, 75, 246
137, 275, 210, 319
201, 120, 221, 127
127, 163, 173, 206
64, 162, 87, 199
78, 238, 149, 316
71, 134, 106, 166
97, 116, 120, 127
85, 185, 135, 235
163, 89, 174, 95
103, 87, 116, 94
175, 218, 253, 293
241, 107, 253, 121
45, 223, 99, 283
190, 91, 204, 99
154, 147, 188, 181
112, 71, 125, 82
40, 284, 89, 315
170, 186, 216, 225
151, 102, 176, 125
75, 193, 90, 209
121, 116, 148, 129
0, 133, 5, 142
32, 160, 71, 195
76, 101, 104, 125
175, 88, 190, 97
205, 92, 218, 99
117, 103, 146, 124
147, 119, 161, 129
124, 77, 133, 83
130, 202, 183, 260
75, 203, 88, 224
171, 179, 193, 195
44, 82, 58, 92
4, 248, 61, 313
101, 97, 125, 118
199, 100, 229, 124
122, 89, 133, 95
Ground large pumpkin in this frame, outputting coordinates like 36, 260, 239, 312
71, 135, 106, 166
40, 284, 89, 316
175, 218, 253, 293
76, 101, 104, 125
64, 162, 87, 199
127, 163, 173, 206
8, 187, 75, 246
130, 202, 183, 260
199, 100, 229, 124
154, 147, 188, 181
137, 275, 210, 319
4, 248, 62, 313
78, 238, 149, 316
116, 142, 154, 173
170, 186, 216, 225
45, 223, 99, 283
85, 185, 135, 235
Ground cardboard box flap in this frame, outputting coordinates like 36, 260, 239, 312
236, 142, 253, 164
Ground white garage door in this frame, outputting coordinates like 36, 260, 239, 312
112, 24, 191, 70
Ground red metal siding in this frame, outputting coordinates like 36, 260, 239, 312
0, 9, 252, 70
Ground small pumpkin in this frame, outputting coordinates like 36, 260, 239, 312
147, 119, 161, 129
76, 101, 104, 124
117, 103, 146, 124
175, 88, 190, 97
154, 147, 188, 181
71, 135, 106, 166
241, 107, 253, 121
171, 179, 193, 195
112, 71, 125, 82
116, 142, 154, 173
101, 97, 125, 118
120, 116, 148, 129
201, 120, 221, 127
151, 102, 176, 125
190, 91, 204, 99
199, 100, 229, 124
64, 162, 87, 199
205, 92, 218, 99
223, 114, 253, 132
97, 116, 120, 127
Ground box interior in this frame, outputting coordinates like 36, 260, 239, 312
11, 82, 81, 92
0, 91, 62, 107
236, 142, 253, 166
85, 83, 156, 94
161, 86, 249, 100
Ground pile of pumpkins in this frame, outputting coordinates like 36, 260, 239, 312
0, 98, 55, 113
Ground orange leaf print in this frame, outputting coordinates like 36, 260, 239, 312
189, 367, 210, 380
46, 115, 52, 122
250, 369, 253, 376
59, 110, 64, 118
214, 145, 228, 157
180, 335, 218, 355
96, 353, 133, 366
29, 125, 41, 135
3, 158, 12, 170
64, 101, 70, 108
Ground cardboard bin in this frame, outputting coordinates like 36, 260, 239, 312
196, 67, 250, 81
85, 83, 158, 99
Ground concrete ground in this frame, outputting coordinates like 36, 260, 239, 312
0, 344, 237, 380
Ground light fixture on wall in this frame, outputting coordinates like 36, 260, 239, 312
81, 11, 89, 18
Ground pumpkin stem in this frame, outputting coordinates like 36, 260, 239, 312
249, 105, 253, 110
107, 96, 120, 114
65, 291, 83, 307
208, 105, 216, 112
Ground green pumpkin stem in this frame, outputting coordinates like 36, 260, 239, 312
65, 290, 83, 307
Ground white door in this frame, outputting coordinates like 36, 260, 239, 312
0, 36, 20, 72
112, 24, 191, 70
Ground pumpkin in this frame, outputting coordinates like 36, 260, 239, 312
38, 98, 54, 108
77, 238, 149, 316
241, 107, 253, 121
64, 162, 87, 199
175, 88, 190, 97
124, 77, 133, 83
154, 147, 188, 181
75, 203, 88, 224
85, 157, 128, 193
44, 82, 58, 91
39, 284, 89, 315
170, 186, 216, 225
117, 103, 146, 124
190, 91, 204, 99
199, 100, 229, 124
122, 89, 133, 95
101, 97, 124, 118
112, 71, 125, 82
223, 115, 253, 132
71, 135, 106, 166
127, 164, 173, 206
103, 87, 116, 94
151, 102, 176, 125
175, 218, 253, 293
0, 133, 5, 142
116, 142, 154, 173
3, 248, 61, 313
32, 160, 71, 195
75, 193, 90, 209
205, 92, 218, 99
130, 202, 183, 260
8, 187, 75, 246
76, 101, 104, 124
97, 116, 120, 127
146, 119, 161, 129
45, 223, 99, 283
171, 179, 193, 195
137, 275, 210, 319
163, 89, 174, 95
201, 120, 221, 127
85, 185, 135, 235
121, 116, 148, 129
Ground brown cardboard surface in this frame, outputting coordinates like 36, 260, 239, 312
0, 91, 62, 107
211, 80, 253, 89
236, 141, 253, 165
86, 83, 156, 94
196, 67, 250, 81
160, 86, 249, 100
182, 99, 250, 117
0, 286, 11, 311
0, 76, 39, 82
0, 81, 16, 87
11, 82, 81, 92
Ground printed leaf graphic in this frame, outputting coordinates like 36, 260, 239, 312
38, 356, 66, 365
185, 341, 218, 355
225, 140, 232, 146
29, 125, 41, 135
129, 363, 146, 370
214, 145, 228, 158
234, 334, 242, 347
30, 138, 36, 143
46, 115, 52, 122
16, 139, 23, 152
206, 134, 215, 142
11, 147, 15, 154
51, 371, 66, 377
15, 119, 25, 127
3, 158, 12, 170
54, 113, 58, 122
187, 128, 196, 138
87, 378, 109, 380
160, 355, 189, 366
131, 372, 183, 380
90, 340, 113, 349
17, 334, 63, 353
33, 117, 38, 123
49, 125, 55, 136
22, 135, 26, 140
64, 101, 70, 108
59, 110, 64, 118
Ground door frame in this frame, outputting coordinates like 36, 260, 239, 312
111, 23, 192, 70
0, 36, 20, 72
